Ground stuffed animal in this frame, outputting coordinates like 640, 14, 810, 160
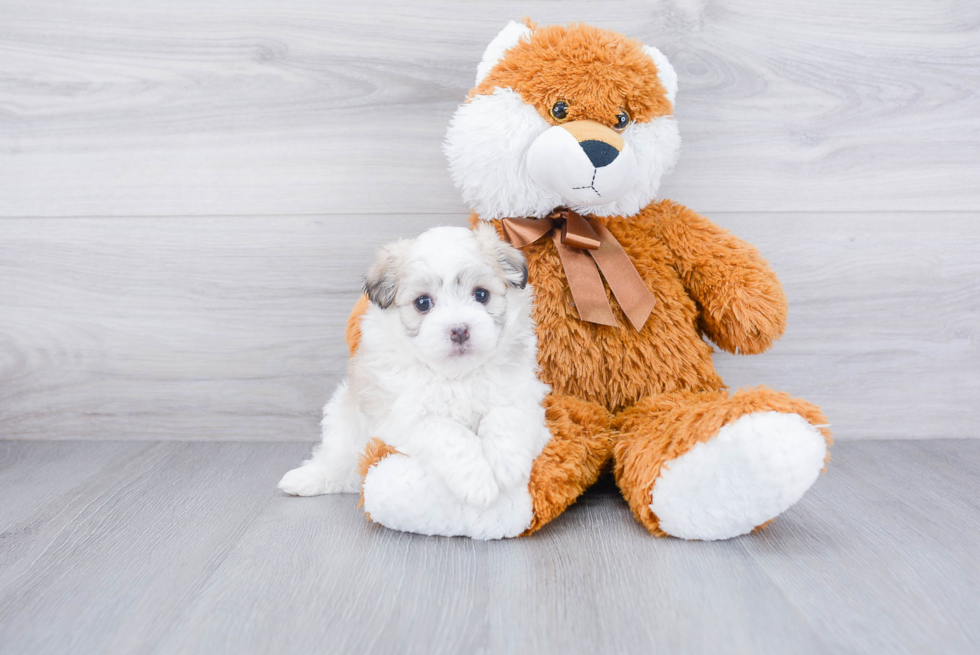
354, 19, 831, 540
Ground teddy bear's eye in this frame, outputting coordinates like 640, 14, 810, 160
551, 100, 569, 122
614, 109, 631, 131
414, 295, 433, 313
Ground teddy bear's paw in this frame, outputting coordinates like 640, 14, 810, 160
649, 411, 827, 541
278, 464, 353, 496
362, 454, 533, 540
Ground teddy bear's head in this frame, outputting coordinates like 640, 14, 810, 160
444, 21, 680, 220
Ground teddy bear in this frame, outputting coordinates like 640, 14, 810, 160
352, 19, 831, 541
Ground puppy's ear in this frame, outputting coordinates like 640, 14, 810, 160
474, 223, 528, 289
364, 240, 410, 308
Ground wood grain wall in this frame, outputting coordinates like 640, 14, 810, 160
1, 0, 978, 440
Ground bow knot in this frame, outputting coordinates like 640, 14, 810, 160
501, 208, 655, 331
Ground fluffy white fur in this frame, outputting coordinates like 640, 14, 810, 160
278, 226, 551, 539
649, 412, 828, 541
362, 454, 535, 540
444, 28, 682, 220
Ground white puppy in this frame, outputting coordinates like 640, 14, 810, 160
278, 225, 551, 538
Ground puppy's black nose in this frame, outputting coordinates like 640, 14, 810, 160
579, 139, 619, 168
450, 325, 470, 344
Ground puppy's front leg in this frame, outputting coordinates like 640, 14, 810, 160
479, 405, 550, 491
279, 381, 364, 496
389, 417, 500, 509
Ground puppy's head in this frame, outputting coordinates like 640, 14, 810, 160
364, 225, 528, 375
444, 21, 681, 220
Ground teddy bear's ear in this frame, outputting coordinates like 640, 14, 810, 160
363, 240, 410, 309
474, 20, 534, 87
642, 45, 678, 107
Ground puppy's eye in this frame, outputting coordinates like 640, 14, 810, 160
473, 288, 490, 304
414, 295, 433, 313
551, 99, 569, 122
614, 109, 631, 131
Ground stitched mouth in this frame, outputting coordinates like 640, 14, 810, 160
572, 169, 601, 197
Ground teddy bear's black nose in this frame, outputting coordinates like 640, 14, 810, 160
579, 139, 619, 168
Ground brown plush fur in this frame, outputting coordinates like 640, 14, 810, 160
523, 394, 613, 535
356, 437, 399, 515
474, 22, 673, 128
479, 199, 788, 411
346, 294, 370, 357
343, 22, 829, 538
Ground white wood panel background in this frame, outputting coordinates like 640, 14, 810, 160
1, 0, 978, 440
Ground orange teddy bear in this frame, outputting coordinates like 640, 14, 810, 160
354, 20, 831, 540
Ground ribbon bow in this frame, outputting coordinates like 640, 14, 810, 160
501, 208, 655, 331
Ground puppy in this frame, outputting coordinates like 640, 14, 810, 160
278, 225, 551, 512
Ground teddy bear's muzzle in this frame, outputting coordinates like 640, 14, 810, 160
526, 121, 638, 207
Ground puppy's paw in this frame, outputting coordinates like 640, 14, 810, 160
444, 465, 500, 509
278, 465, 337, 496
483, 443, 533, 491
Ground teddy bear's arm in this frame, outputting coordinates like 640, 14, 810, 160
654, 202, 788, 355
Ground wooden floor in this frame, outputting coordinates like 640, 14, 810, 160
0, 439, 977, 655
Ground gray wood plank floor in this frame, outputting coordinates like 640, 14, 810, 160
0, 439, 976, 655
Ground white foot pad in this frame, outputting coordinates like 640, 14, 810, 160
362, 454, 534, 540
278, 464, 358, 496
650, 411, 827, 541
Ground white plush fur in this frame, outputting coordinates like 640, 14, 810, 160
526, 125, 639, 208
444, 34, 682, 220
278, 226, 551, 539
649, 412, 828, 541
475, 20, 533, 87
445, 89, 558, 219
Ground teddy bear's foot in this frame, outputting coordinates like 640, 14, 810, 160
522, 394, 614, 535
361, 452, 535, 540
650, 411, 826, 540
614, 387, 831, 540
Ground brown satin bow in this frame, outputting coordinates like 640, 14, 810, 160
501, 208, 655, 331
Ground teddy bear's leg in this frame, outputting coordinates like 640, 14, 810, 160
522, 394, 614, 535
613, 387, 831, 540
